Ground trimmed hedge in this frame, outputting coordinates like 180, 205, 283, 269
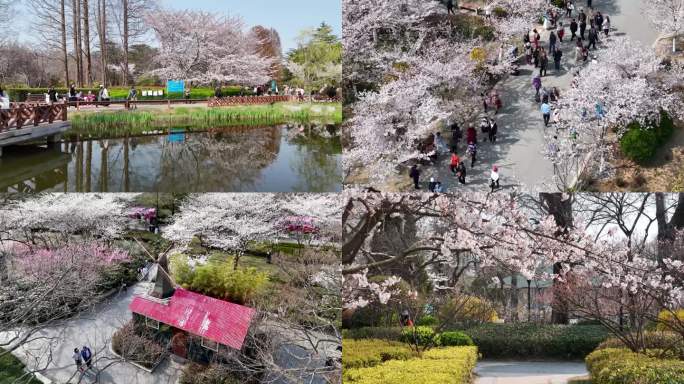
342, 327, 403, 341
597, 331, 684, 360
400, 326, 437, 347
343, 346, 478, 384
4, 86, 249, 102
462, 324, 608, 359
586, 348, 684, 384
343, 339, 415, 369
437, 331, 474, 347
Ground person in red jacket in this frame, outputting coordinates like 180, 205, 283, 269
466, 126, 477, 144
449, 152, 460, 175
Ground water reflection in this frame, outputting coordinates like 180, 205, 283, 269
0, 125, 341, 192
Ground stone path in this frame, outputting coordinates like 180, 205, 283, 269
475, 361, 588, 384
422, 0, 659, 192
3, 282, 184, 384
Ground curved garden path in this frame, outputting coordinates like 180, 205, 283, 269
425, 0, 659, 193
474, 361, 587, 384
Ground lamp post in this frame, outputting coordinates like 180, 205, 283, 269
527, 279, 532, 322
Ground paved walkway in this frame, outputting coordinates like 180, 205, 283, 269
4, 282, 184, 384
423, 0, 659, 192
475, 361, 588, 384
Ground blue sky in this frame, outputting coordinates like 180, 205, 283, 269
162, 0, 341, 52
14, 0, 340, 52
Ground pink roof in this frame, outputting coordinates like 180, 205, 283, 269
129, 288, 256, 350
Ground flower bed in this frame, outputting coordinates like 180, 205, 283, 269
343, 346, 478, 384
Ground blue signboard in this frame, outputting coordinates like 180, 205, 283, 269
168, 129, 186, 143
167, 80, 185, 94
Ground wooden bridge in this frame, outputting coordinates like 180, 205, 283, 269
0, 103, 70, 157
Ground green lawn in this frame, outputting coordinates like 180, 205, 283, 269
0, 348, 42, 384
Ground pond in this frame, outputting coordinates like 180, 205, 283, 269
0, 124, 341, 193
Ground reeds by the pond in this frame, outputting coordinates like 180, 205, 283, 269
67, 103, 342, 140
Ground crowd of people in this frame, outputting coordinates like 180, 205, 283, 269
410, 0, 614, 192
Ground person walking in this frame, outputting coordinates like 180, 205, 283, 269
466, 126, 477, 144
457, 161, 467, 184
553, 47, 563, 71
428, 177, 437, 192
588, 27, 598, 49
409, 164, 421, 189
467, 141, 477, 168
579, 9, 587, 39
566, 0, 574, 17
450, 152, 460, 175
451, 122, 462, 151
557, 22, 565, 42
541, 101, 552, 127
48, 87, 58, 103
127, 86, 138, 109
81, 345, 93, 370
549, 31, 557, 53
570, 18, 578, 41
525, 41, 533, 64
532, 74, 542, 101
490, 166, 500, 191
539, 49, 548, 77
587, 0, 592, 9
446, 0, 455, 15
73, 348, 84, 373
603, 15, 611, 37
488, 119, 498, 142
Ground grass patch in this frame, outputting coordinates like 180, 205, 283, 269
0, 348, 42, 384
66, 103, 342, 140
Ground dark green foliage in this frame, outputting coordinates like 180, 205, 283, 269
342, 327, 404, 341
619, 111, 675, 163
436, 331, 474, 347
399, 326, 437, 347
462, 324, 608, 359
0, 348, 42, 384
416, 315, 438, 327
492, 7, 508, 18
552, 0, 567, 8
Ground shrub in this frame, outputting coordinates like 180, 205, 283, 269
342, 327, 403, 341
416, 315, 438, 327
620, 122, 659, 163
343, 339, 416, 369
492, 6, 508, 18
437, 295, 499, 329
552, 0, 567, 8
400, 326, 437, 347
597, 331, 684, 359
170, 254, 269, 305
585, 348, 684, 384
179, 363, 241, 384
620, 112, 675, 164
657, 309, 684, 332
436, 331, 474, 347
462, 324, 608, 359
343, 346, 478, 384
111, 321, 165, 369
0, 347, 42, 384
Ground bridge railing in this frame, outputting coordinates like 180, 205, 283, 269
208, 95, 293, 107
0, 103, 68, 132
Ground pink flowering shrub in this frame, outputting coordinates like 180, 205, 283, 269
12, 243, 130, 282
280, 216, 320, 235
128, 207, 157, 221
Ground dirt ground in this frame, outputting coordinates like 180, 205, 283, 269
593, 124, 684, 192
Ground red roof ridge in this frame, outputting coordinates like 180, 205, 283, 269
129, 287, 256, 350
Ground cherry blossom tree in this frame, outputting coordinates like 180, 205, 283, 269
645, 0, 684, 53
342, 190, 684, 351
147, 9, 273, 85
163, 193, 342, 267
546, 36, 684, 190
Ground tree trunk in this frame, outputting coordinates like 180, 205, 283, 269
97, 0, 107, 85
540, 193, 573, 324
72, 0, 82, 86
656, 193, 684, 265
510, 274, 519, 322
83, 0, 92, 85
60, 0, 70, 87
122, 0, 129, 86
